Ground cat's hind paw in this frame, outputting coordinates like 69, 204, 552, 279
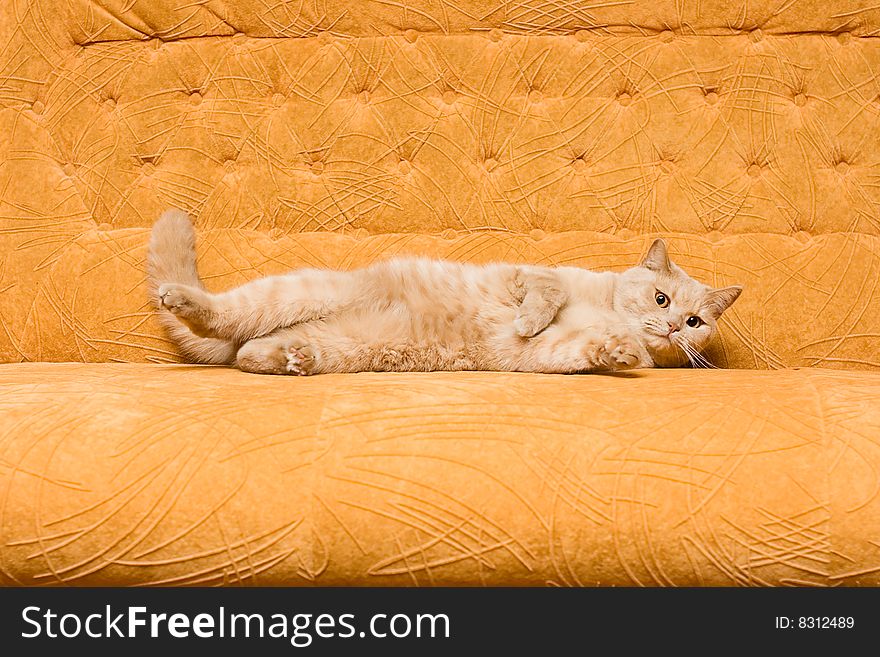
157, 283, 214, 337
285, 345, 316, 376
158, 284, 193, 313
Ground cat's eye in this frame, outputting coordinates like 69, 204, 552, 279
655, 291, 669, 308
686, 315, 703, 328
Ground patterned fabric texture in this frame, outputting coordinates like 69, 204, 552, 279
1, 1, 879, 585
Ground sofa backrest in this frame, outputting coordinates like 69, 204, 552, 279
1, 1, 878, 369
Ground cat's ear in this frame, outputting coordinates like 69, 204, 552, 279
704, 285, 743, 318
640, 238, 671, 272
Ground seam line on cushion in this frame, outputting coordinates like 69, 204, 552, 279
73, 31, 880, 47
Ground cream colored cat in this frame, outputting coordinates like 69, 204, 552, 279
148, 210, 742, 375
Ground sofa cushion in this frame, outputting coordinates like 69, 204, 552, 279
2, 2, 880, 371
3, 230, 880, 370
1, 363, 878, 586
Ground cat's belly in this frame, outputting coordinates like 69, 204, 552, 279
307, 302, 505, 373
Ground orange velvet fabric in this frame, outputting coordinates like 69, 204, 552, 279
1, 0, 879, 585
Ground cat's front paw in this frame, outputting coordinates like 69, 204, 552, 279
514, 311, 552, 338
285, 344, 316, 376
600, 332, 648, 370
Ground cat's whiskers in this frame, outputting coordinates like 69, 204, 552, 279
642, 318, 668, 336
670, 336, 693, 366
689, 344, 717, 369
673, 335, 718, 369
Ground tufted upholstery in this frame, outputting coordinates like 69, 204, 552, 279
1, 1, 879, 586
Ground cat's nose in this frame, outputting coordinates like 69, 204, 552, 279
666, 321, 680, 335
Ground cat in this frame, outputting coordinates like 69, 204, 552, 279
147, 209, 742, 375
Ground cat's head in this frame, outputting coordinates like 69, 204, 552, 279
614, 239, 742, 367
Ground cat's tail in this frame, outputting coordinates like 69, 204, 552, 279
147, 209, 236, 365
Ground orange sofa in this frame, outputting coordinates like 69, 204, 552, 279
1, 0, 879, 586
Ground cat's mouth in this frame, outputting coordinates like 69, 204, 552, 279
642, 322, 675, 340
638, 324, 691, 367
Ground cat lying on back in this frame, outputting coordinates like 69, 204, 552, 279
147, 210, 742, 375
